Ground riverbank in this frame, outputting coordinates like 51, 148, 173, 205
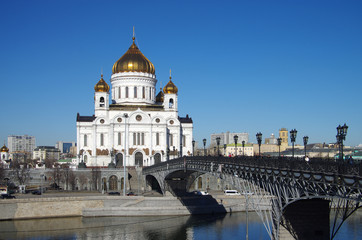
0, 192, 270, 220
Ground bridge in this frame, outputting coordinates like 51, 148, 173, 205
143, 156, 362, 240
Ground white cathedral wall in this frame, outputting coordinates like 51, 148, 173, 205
77, 110, 193, 167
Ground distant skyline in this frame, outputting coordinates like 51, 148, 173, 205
1, 0, 361, 147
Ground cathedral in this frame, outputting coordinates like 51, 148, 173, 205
76, 35, 193, 167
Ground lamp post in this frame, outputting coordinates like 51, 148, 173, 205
277, 138, 282, 157
223, 144, 227, 157
256, 132, 262, 156
303, 136, 309, 158
192, 140, 195, 156
173, 146, 175, 160
203, 139, 207, 156
290, 129, 297, 158
123, 113, 128, 196
336, 123, 348, 161
216, 137, 221, 156
234, 135, 238, 157
242, 140, 245, 156
167, 146, 170, 161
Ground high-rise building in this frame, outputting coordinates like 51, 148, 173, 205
56, 141, 76, 153
210, 132, 249, 147
8, 135, 36, 153
76, 34, 193, 167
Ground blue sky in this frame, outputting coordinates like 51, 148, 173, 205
0, 0, 361, 147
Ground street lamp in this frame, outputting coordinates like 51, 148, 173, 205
234, 135, 238, 157
192, 140, 195, 156
336, 123, 348, 161
290, 129, 297, 158
256, 132, 262, 156
223, 144, 227, 157
203, 139, 207, 156
303, 136, 309, 158
167, 146, 170, 161
277, 138, 282, 157
123, 113, 128, 196
242, 140, 245, 156
216, 137, 221, 156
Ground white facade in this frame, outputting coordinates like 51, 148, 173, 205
76, 37, 193, 167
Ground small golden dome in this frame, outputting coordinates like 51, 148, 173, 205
163, 76, 178, 94
1, 144, 9, 153
156, 88, 164, 102
112, 37, 155, 74
94, 74, 110, 93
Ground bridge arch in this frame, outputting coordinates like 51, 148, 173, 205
145, 175, 162, 194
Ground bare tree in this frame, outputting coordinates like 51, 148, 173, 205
51, 167, 62, 188
78, 173, 88, 190
0, 164, 6, 185
68, 170, 76, 191
10, 160, 30, 186
45, 159, 55, 168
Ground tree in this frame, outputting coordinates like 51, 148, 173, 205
78, 173, 88, 190
0, 164, 6, 186
68, 170, 76, 191
52, 167, 62, 188
10, 160, 30, 186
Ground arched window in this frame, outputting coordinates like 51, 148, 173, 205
126, 87, 129, 98
142, 87, 145, 99
100, 97, 105, 107
134, 87, 137, 98
118, 87, 121, 99
156, 133, 160, 146
116, 153, 123, 167
154, 153, 161, 164
100, 133, 104, 146
169, 98, 174, 108
84, 135, 87, 146
118, 132, 121, 145
135, 152, 143, 166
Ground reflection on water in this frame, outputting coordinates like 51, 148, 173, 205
0, 212, 268, 240
0, 210, 361, 240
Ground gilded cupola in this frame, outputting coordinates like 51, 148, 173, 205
94, 74, 110, 93
1, 144, 9, 152
163, 76, 178, 94
112, 37, 155, 75
156, 88, 164, 102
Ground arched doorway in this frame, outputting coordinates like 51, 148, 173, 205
116, 153, 123, 167
102, 178, 107, 192
135, 152, 143, 166
197, 177, 202, 189
109, 175, 118, 191
154, 153, 161, 164
121, 178, 124, 190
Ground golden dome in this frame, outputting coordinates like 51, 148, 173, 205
163, 77, 178, 94
94, 74, 110, 93
1, 144, 9, 153
112, 37, 155, 75
156, 88, 164, 102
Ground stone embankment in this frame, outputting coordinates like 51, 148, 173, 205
0, 194, 271, 220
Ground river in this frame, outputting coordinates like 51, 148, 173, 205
0, 210, 361, 239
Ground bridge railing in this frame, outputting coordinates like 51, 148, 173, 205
143, 156, 362, 177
